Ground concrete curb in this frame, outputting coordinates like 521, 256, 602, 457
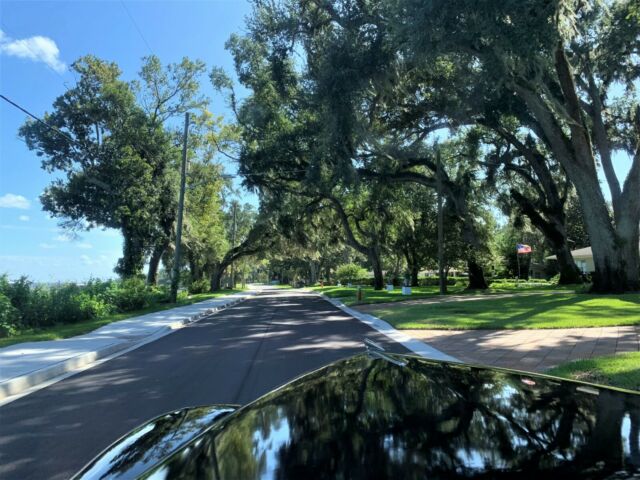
0, 340, 130, 399
317, 293, 460, 363
0, 295, 250, 403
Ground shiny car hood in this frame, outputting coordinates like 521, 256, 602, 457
74, 405, 237, 480
79, 354, 640, 479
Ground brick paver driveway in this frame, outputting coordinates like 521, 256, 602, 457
399, 326, 640, 372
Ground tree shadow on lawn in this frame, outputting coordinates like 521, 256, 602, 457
388, 294, 640, 329
495, 295, 640, 328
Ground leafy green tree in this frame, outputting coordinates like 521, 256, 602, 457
20, 56, 177, 277
182, 160, 228, 286
222, 3, 494, 289
209, 204, 276, 291
477, 126, 583, 284
380, 0, 640, 291
19, 55, 211, 281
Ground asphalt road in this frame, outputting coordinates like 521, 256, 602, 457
0, 291, 406, 480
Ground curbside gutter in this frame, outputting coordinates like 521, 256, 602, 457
317, 293, 459, 363
0, 294, 252, 404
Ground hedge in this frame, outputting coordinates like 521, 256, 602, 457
0, 275, 174, 337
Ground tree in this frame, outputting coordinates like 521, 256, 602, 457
19, 55, 211, 281
477, 126, 583, 284
20, 56, 178, 277
222, 2, 498, 289
209, 205, 276, 291
182, 160, 228, 286
135, 55, 208, 284
381, 0, 640, 291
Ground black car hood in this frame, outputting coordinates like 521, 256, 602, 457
136, 353, 640, 479
73, 405, 237, 480
76, 353, 640, 479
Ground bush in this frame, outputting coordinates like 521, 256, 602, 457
419, 277, 457, 287
189, 278, 210, 294
0, 273, 185, 336
0, 293, 21, 337
105, 277, 150, 312
336, 264, 368, 284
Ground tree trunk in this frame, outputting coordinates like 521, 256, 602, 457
116, 231, 145, 278
188, 252, 203, 283
146, 242, 167, 285
509, 189, 582, 285
309, 261, 317, 285
210, 263, 225, 292
467, 258, 488, 290
516, 78, 640, 292
552, 242, 583, 284
403, 248, 420, 287
410, 264, 419, 287
571, 167, 637, 292
369, 250, 384, 290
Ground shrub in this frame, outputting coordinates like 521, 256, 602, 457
0, 273, 185, 336
189, 278, 210, 294
105, 277, 149, 312
420, 277, 457, 287
0, 293, 21, 337
336, 264, 368, 284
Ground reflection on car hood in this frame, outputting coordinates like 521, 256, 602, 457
73, 405, 236, 480
143, 354, 640, 479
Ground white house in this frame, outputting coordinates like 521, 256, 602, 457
546, 244, 640, 274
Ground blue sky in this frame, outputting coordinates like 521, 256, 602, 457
1, 0, 253, 282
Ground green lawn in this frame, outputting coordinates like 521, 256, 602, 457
0, 290, 244, 349
309, 285, 466, 306
369, 293, 640, 329
548, 352, 640, 392
309, 283, 581, 307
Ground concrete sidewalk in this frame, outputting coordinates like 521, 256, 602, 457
0, 291, 253, 401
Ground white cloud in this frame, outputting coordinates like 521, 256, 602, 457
0, 29, 66, 73
40, 243, 57, 249
77, 242, 93, 249
19, 215, 30, 222
0, 193, 30, 209
54, 234, 72, 242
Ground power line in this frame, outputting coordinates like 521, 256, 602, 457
0, 94, 80, 147
1, 95, 310, 182
120, 1, 155, 57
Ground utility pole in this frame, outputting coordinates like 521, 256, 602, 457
230, 201, 237, 289
170, 112, 189, 303
436, 146, 447, 295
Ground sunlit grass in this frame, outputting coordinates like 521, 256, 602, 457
369, 293, 640, 329
309, 282, 581, 307
309, 285, 465, 306
548, 352, 640, 392
0, 290, 244, 349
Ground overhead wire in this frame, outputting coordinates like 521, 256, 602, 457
1, 94, 309, 182
119, 0, 155, 57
